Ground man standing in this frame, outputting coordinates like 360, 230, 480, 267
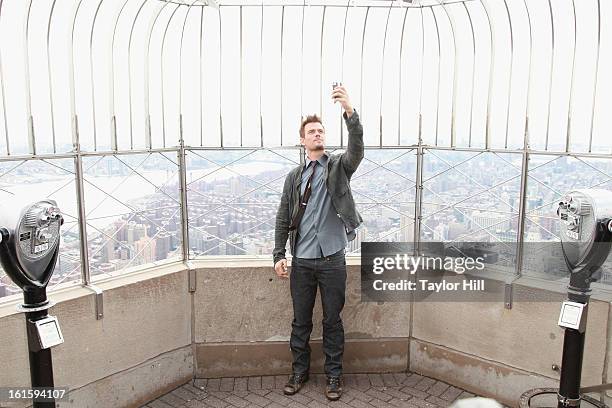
273, 85, 364, 401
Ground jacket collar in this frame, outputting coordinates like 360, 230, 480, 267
304, 151, 329, 169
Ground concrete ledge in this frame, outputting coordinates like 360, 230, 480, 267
58, 346, 193, 408
410, 338, 559, 408
195, 338, 409, 378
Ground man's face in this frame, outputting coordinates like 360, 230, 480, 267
301, 122, 325, 151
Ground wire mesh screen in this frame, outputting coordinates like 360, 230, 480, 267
0, 0, 611, 299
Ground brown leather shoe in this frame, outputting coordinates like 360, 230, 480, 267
283, 372, 309, 395
325, 376, 342, 401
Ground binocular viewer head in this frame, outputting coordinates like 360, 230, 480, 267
0, 199, 64, 291
557, 189, 612, 282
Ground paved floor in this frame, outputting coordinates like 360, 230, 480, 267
141, 373, 477, 408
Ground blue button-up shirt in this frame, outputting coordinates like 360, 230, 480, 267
294, 152, 348, 259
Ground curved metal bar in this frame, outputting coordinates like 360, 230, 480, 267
218, 5, 223, 147
429, 7, 441, 146
69, 0, 86, 147
201, 5, 205, 147
46, 0, 57, 153
358, 6, 370, 125
239, 5, 243, 146
588, 0, 600, 153
89, 0, 105, 151
520, 0, 533, 150
177, 0, 202, 146
319, 5, 326, 115
565, 0, 577, 153
299, 0, 305, 119
339, 0, 350, 147
0, 0, 8, 155
377, 1, 394, 147
145, 1, 172, 150
396, 4, 409, 146
25, 0, 35, 155
417, 6, 424, 145
544, 0, 554, 150
500, 0, 513, 149
259, 1, 264, 147
279, 5, 284, 145
127, 0, 151, 150
462, 2, 476, 148
110, 0, 131, 150
478, 0, 494, 150
435, 2, 458, 148
160, 4, 183, 147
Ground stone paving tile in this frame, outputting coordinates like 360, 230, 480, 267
414, 377, 437, 392
205, 378, 221, 392
381, 374, 398, 387
457, 391, 475, 400
234, 377, 248, 391
184, 400, 207, 408
354, 374, 371, 390
147, 400, 174, 408
275, 375, 288, 389
172, 385, 200, 402
383, 387, 414, 401
403, 374, 423, 388
159, 393, 187, 407
219, 377, 235, 392
184, 382, 208, 399
369, 398, 397, 408
392, 373, 408, 385
368, 374, 385, 387
247, 376, 262, 390
261, 375, 276, 389
366, 388, 394, 402
200, 394, 230, 408
425, 395, 452, 407
426, 382, 450, 398
399, 386, 430, 400
440, 386, 463, 402
143, 373, 480, 408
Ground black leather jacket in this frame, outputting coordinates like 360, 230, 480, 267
273, 111, 364, 265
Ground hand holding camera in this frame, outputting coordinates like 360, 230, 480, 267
332, 83, 354, 117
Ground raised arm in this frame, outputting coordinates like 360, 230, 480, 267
332, 86, 363, 177
341, 110, 364, 177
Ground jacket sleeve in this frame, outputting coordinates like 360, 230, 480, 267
340, 110, 364, 178
273, 173, 292, 265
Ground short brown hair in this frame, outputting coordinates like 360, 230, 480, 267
299, 114, 324, 139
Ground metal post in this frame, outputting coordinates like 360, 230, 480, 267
178, 136, 190, 263
23, 288, 55, 408
413, 116, 424, 254
558, 288, 590, 408
74, 151, 90, 287
558, 326, 586, 408
512, 148, 529, 309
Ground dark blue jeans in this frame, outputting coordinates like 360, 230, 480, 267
289, 248, 347, 378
